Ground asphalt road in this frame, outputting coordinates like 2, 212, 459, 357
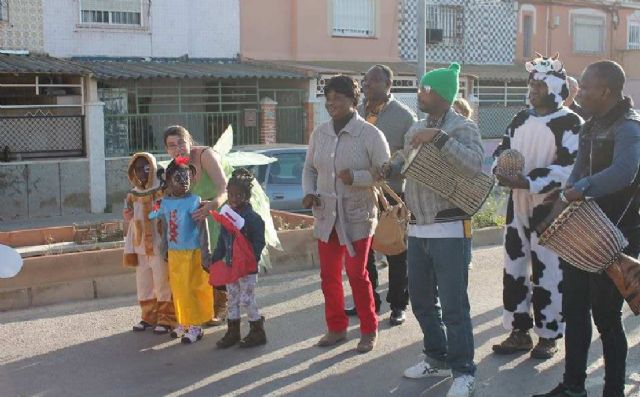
1, 246, 639, 397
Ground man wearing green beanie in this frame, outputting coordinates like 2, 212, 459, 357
387, 63, 482, 397
420, 63, 461, 105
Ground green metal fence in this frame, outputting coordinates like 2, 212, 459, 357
104, 111, 260, 156
260, 89, 306, 144
276, 106, 305, 143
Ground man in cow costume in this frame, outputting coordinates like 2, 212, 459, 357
491, 54, 582, 359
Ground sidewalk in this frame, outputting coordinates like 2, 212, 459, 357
1, 245, 638, 397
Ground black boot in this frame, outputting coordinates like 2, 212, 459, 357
238, 316, 267, 348
216, 319, 240, 349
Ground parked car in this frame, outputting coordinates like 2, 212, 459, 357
232, 144, 307, 213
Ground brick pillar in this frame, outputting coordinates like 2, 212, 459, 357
303, 101, 315, 143
259, 97, 277, 144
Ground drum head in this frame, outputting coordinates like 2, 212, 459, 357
401, 148, 418, 175
0, 244, 23, 278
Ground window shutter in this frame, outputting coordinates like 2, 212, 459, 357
80, 0, 140, 13
332, 0, 375, 37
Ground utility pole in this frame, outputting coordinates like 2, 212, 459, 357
417, 0, 426, 119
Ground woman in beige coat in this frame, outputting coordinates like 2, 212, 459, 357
302, 75, 390, 353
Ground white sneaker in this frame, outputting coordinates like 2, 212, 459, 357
447, 375, 475, 397
403, 360, 452, 379
181, 326, 204, 344
170, 325, 185, 339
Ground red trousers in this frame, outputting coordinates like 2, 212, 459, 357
318, 230, 378, 334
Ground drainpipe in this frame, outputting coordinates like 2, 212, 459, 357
417, 0, 426, 119
545, 3, 550, 55
610, 6, 619, 62
291, 0, 298, 60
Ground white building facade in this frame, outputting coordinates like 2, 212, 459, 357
43, 0, 240, 58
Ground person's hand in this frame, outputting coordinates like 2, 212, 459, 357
495, 173, 529, 189
542, 190, 560, 206
337, 169, 354, 185
562, 187, 584, 202
123, 208, 133, 222
302, 194, 320, 209
192, 200, 214, 222
377, 163, 392, 181
410, 128, 441, 149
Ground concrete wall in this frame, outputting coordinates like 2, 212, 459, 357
0, 159, 90, 222
240, 0, 400, 62
43, 0, 239, 58
0, 0, 44, 52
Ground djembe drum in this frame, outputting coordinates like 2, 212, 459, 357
536, 199, 640, 315
401, 143, 494, 215
495, 149, 525, 177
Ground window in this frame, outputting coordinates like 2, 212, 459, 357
572, 15, 605, 53
629, 22, 640, 50
80, 0, 142, 26
425, 5, 463, 44
332, 0, 376, 38
268, 153, 306, 185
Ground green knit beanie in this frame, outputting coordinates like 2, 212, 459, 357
420, 63, 461, 104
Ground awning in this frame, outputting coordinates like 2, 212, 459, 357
73, 57, 309, 80
0, 53, 89, 75
269, 60, 529, 82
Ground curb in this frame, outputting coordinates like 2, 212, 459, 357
0, 226, 504, 311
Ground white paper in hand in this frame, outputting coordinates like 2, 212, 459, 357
0, 244, 23, 278
220, 204, 245, 230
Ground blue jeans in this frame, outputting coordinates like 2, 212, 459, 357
407, 237, 476, 376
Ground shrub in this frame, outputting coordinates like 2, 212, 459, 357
473, 187, 508, 229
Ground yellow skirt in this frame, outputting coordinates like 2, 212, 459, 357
168, 250, 213, 326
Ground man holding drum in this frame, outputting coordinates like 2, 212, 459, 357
534, 61, 640, 397
492, 54, 582, 360
389, 63, 483, 397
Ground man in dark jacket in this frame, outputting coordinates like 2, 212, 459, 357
534, 61, 640, 397
345, 64, 416, 326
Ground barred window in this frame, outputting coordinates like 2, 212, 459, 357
80, 0, 142, 26
332, 0, 376, 38
426, 5, 464, 44
572, 15, 605, 54
629, 22, 640, 50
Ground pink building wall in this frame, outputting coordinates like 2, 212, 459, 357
240, 0, 400, 62
516, 2, 640, 78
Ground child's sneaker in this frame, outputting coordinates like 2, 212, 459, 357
447, 374, 475, 397
170, 325, 185, 339
133, 321, 152, 332
403, 360, 452, 379
153, 325, 171, 335
181, 326, 204, 344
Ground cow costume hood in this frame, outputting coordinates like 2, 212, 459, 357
526, 53, 569, 109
